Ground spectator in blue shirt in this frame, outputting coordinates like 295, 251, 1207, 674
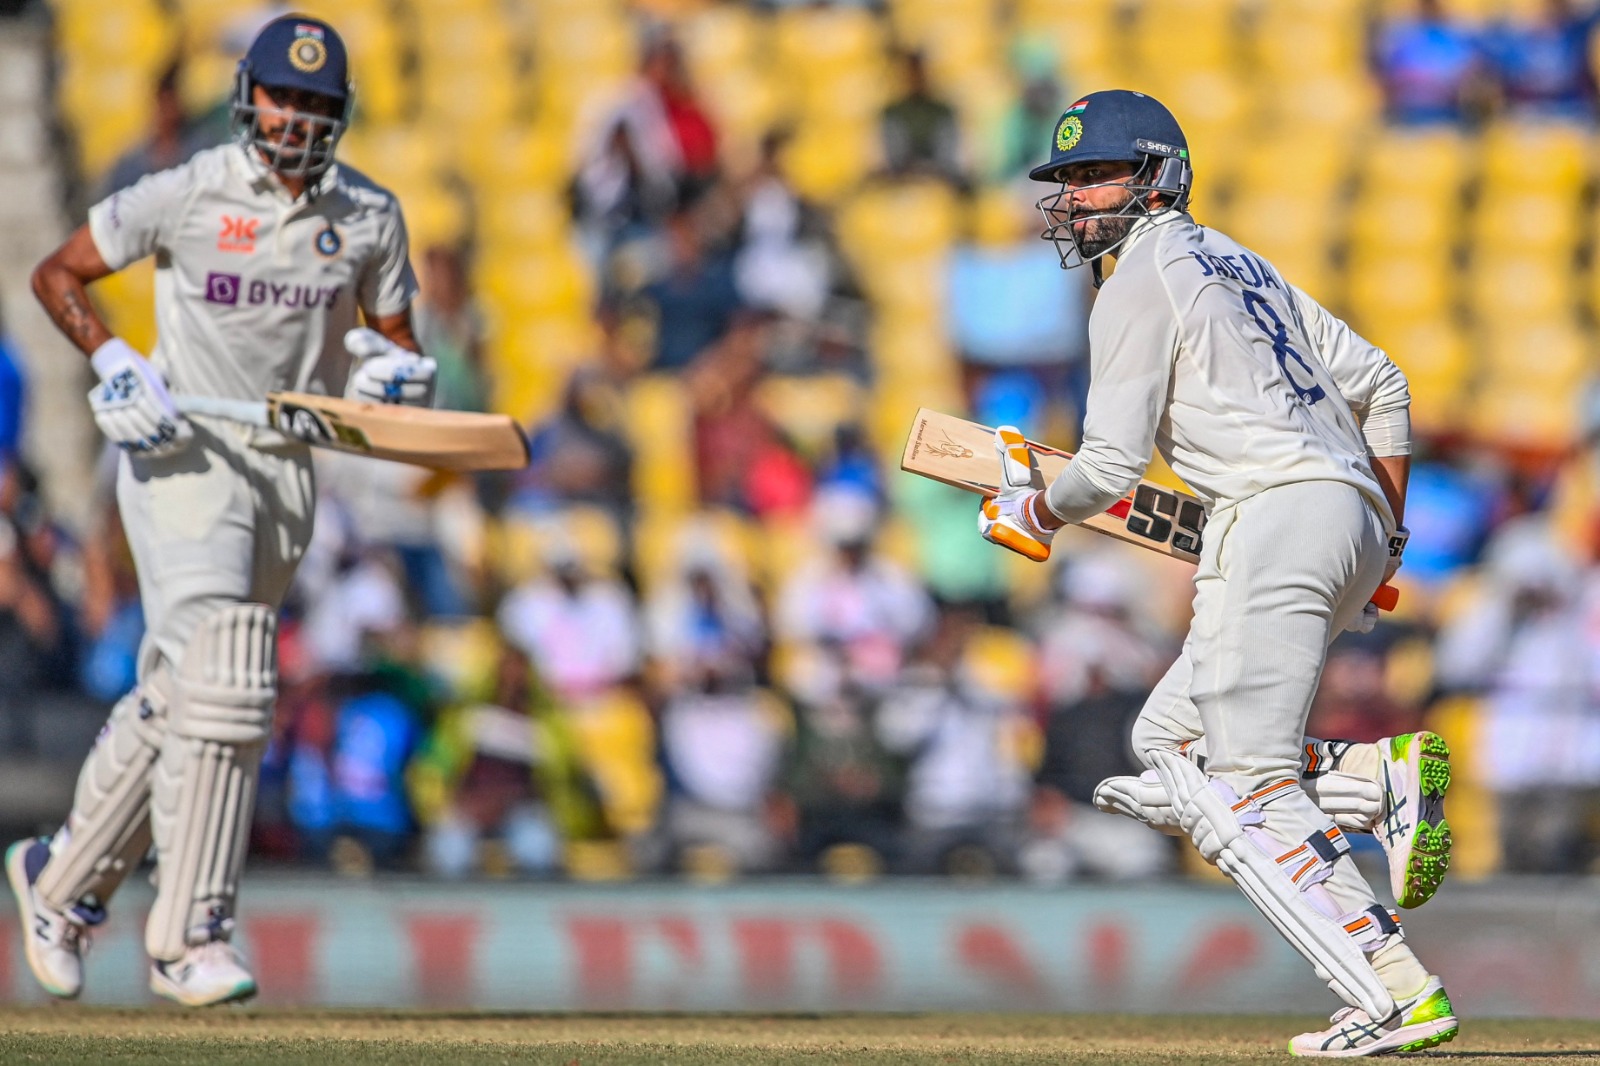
1372, 0, 1488, 124
1484, 0, 1600, 120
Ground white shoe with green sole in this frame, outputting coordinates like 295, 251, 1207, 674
1376, 732, 1452, 909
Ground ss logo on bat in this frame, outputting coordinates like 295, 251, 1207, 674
1125, 484, 1206, 555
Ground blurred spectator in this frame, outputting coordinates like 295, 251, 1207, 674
0, 318, 26, 462
651, 656, 790, 876
733, 129, 832, 322
409, 643, 592, 878
639, 34, 720, 189
77, 508, 143, 703
1033, 555, 1171, 710
100, 61, 214, 196
639, 207, 745, 372
412, 245, 489, 414
893, 473, 1009, 619
1022, 555, 1174, 882
877, 608, 1034, 876
1484, 0, 1600, 120
1306, 642, 1424, 742
880, 50, 964, 184
288, 674, 425, 871
687, 316, 814, 517
0, 462, 79, 752
572, 115, 680, 274
776, 487, 935, 690
519, 368, 635, 527
497, 538, 641, 703
778, 644, 904, 871
297, 537, 410, 675
1434, 517, 1600, 873
947, 189, 1088, 421
313, 454, 471, 621
646, 531, 766, 694
1399, 445, 1504, 585
1371, 0, 1489, 125
990, 43, 1061, 181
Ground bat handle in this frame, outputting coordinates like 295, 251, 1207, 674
1370, 583, 1400, 613
175, 395, 271, 428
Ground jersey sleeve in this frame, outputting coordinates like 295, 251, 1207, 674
1043, 255, 1180, 524
85, 165, 193, 271
1288, 284, 1412, 456
358, 197, 420, 318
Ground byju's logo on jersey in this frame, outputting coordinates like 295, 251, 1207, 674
205, 272, 242, 305
218, 215, 260, 254
204, 271, 340, 310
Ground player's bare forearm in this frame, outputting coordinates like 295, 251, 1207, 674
31, 226, 114, 356
1370, 453, 1410, 528
365, 307, 421, 355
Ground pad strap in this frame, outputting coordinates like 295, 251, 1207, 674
1340, 905, 1404, 952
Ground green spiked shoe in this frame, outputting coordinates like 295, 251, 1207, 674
1376, 732, 1452, 909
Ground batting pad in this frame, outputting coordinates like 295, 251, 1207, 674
146, 604, 277, 961
36, 669, 171, 913
1148, 750, 1397, 1022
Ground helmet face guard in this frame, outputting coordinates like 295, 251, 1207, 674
230, 65, 352, 179
1036, 152, 1192, 270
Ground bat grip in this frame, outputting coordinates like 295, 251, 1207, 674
175, 395, 270, 428
1370, 583, 1400, 612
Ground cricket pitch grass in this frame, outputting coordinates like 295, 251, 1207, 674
1, 1009, 1597, 1065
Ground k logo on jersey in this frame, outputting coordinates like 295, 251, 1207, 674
218, 216, 260, 254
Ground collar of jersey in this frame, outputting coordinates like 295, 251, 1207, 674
228, 142, 342, 204
1113, 207, 1190, 262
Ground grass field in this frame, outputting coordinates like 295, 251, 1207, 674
0, 1009, 1597, 1065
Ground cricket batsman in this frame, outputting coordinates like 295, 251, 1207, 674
8, 14, 435, 1005
977, 90, 1457, 1055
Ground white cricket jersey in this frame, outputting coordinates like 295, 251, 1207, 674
1044, 212, 1408, 533
87, 143, 418, 405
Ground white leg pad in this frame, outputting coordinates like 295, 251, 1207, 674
146, 605, 277, 962
1149, 749, 1397, 1021
36, 668, 171, 913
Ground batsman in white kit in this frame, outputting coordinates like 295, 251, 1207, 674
978, 90, 1458, 1055
8, 15, 435, 1005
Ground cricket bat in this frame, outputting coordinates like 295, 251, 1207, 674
901, 408, 1400, 612
176, 391, 530, 472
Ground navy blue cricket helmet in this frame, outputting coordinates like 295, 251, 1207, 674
1029, 90, 1192, 272
230, 14, 354, 178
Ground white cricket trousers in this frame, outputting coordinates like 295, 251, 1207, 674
1128, 479, 1428, 995
1131, 479, 1387, 786
119, 418, 314, 667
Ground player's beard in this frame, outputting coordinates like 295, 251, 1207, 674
1073, 197, 1138, 260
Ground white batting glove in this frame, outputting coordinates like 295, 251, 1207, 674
86, 338, 193, 458
344, 327, 437, 407
1384, 526, 1409, 586
977, 425, 1055, 562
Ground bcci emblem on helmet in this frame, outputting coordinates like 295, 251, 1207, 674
289, 25, 327, 73
1056, 115, 1082, 153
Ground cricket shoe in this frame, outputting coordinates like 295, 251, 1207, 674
1375, 732, 1452, 909
6, 837, 103, 999
150, 939, 258, 1006
1290, 975, 1457, 1057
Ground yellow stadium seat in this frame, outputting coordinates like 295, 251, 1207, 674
1226, 190, 1341, 296
622, 375, 697, 516
836, 179, 961, 267
773, 4, 884, 78
1467, 257, 1577, 326
1471, 189, 1584, 254
1252, 5, 1366, 78
476, 242, 592, 318
91, 259, 157, 354
1478, 319, 1589, 382
681, 3, 764, 73
782, 118, 880, 204
55, 0, 174, 65
1345, 252, 1454, 322
1377, 320, 1471, 430
1467, 382, 1580, 449
632, 507, 760, 595
1264, 76, 1379, 138
563, 689, 661, 838
962, 624, 1038, 705
869, 318, 955, 377
1347, 188, 1456, 258
1129, 0, 1238, 74
1360, 128, 1473, 198
1481, 121, 1593, 193
336, 123, 446, 185
756, 374, 865, 459
458, 124, 573, 193
417, 63, 522, 137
